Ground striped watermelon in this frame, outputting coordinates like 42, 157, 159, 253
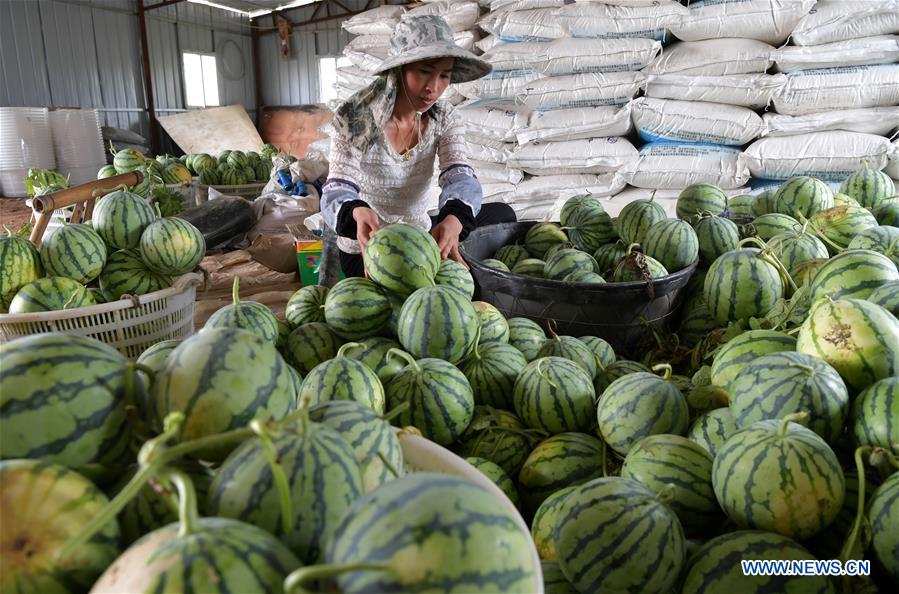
112, 147, 144, 173
687, 407, 737, 457
592, 241, 628, 274
751, 189, 778, 217
704, 248, 785, 325
848, 225, 899, 267
612, 249, 668, 281
559, 194, 591, 227
774, 176, 834, 219
285, 285, 328, 328
0, 460, 120, 593
768, 230, 829, 277
851, 377, 898, 455
806, 470, 872, 561
724, 193, 755, 221
363, 223, 440, 296
544, 242, 576, 265
596, 370, 690, 455
513, 357, 595, 434
461, 341, 527, 410
710, 329, 796, 390
0, 232, 42, 311
868, 472, 899, 583
464, 456, 520, 507
544, 248, 598, 281
554, 477, 685, 594
793, 257, 828, 287
455, 405, 539, 477
694, 215, 740, 266
482, 258, 510, 271
494, 244, 529, 269
343, 336, 407, 385
531, 486, 578, 561
713, 418, 845, 539
749, 212, 802, 241
324, 277, 390, 340
508, 317, 546, 362
208, 418, 363, 563
867, 279, 899, 316
205, 277, 279, 344
621, 434, 719, 534
320, 473, 538, 593
643, 218, 700, 272
384, 349, 474, 445
153, 328, 296, 461
7, 276, 95, 313
512, 257, 546, 277
677, 183, 728, 222
99, 249, 172, 301
299, 343, 386, 414
578, 335, 615, 369
677, 305, 721, 349
561, 197, 615, 253
562, 270, 606, 283
541, 560, 578, 594
39, 223, 106, 283
285, 322, 343, 375
536, 334, 597, 378
97, 164, 117, 179
809, 249, 899, 303
681, 530, 835, 594
832, 191, 861, 207
91, 191, 155, 250
525, 222, 569, 258
809, 204, 879, 253
797, 298, 899, 392
135, 338, 181, 382
840, 161, 896, 209
518, 432, 604, 513
397, 285, 478, 364
729, 352, 849, 443
434, 258, 475, 298
473, 300, 509, 344
593, 359, 651, 393
308, 399, 404, 493
618, 198, 667, 245
139, 216, 205, 275
875, 201, 899, 226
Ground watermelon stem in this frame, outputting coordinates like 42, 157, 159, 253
650, 363, 672, 380
840, 446, 873, 569
796, 212, 846, 254
251, 419, 294, 536
161, 467, 201, 538
336, 342, 366, 359
386, 347, 419, 373
232, 276, 241, 305
777, 412, 808, 435
283, 562, 392, 594
376, 450, 401, 478
380, 401, 411, 423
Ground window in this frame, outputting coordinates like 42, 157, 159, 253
319, 56, 352, 104
183, 52, 220, 108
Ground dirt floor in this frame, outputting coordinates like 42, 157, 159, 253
0, 198, 33, 232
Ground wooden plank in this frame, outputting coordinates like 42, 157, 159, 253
157, 104, 264, 154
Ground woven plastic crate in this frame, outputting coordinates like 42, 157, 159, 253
193, 181, 266, 205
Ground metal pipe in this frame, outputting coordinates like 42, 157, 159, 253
137, 0, 161, 155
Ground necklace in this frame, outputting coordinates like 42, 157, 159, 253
392, 117, 419, 161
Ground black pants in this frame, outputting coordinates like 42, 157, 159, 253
339, 202, 517, 278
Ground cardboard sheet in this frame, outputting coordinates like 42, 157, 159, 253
158, 105, 263, 154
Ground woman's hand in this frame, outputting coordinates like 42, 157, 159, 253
431, 215, 467, 267
353, 207, 380, 250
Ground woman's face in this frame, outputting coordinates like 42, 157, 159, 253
401, 58, 454, 112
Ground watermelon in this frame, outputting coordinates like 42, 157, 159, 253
92, 191, 155, 250
464, 456, 520, 507
285, 322, 343, 375
593, 359, 651, 393
774, 176, 834, 219
544, 248, 598, 281
99, 249, 172, 301
848, 225, 899, 268
384, 349, 474, 445
559, 194, 591, 227
832, 191, 860, 207
643, 218, 700, 272
593, 241, 628, 274
7, 276, 95, 313
729, 351, 849, 443
793, 257, 828, 287
112, 147, 144, 173
749, 212, 802, 241
285, 285, 328, 328
809, 204, 879, 253
578, 335, 615, 369
461, 341, 527, 410
0, 232, 43, 311
482, 258, 510, 271
512, 257, 546, 277
704, 248, 785, 325
694, 215, 740, 266
494, 244, 529, 269
508, 317, 546, 362
319, 473, 538, 593
875, 201, 899, 226
751, 189, 778, 217
531, 486, 577, 561
135, 338, 181, 383
867, 472, 899, 583
343, 336, 407, 385
537, 334, 595, 377
525, 222, 569, 258
851, 377, 898, 455
687, 407, 737, 457
473, 300, 509, 344
97, 164, 117, 179
0, 460, 120, 593
768, 230, 829, 278
621, 434, 719, 534
724, 194, 755, 221
434, 258, 475, 298
809, 249, 899, 303
397, 285, 478, 364
840, 161, 896, 209
554, 477, 685, 594
541, 560, 578, 594
596, 370, 690, 455
363, 223, 440, 296
205, 277, 279, 344
677, 305, 721, 349
713, 418, 845, 539
612, 249, 668, 281
299, 342, 386, 413
518, 432, 604, 512
308, 400, 404, 493
39, 223, 106, 284
677, 183, 728, 222
455, 405, 540, 477
324, 277, 390, 340
618, 198, 667, 245
153, 328, 296, 460
190, 153, 216, 174
139, 216, 204, 276
198, 168, 220, 185
681, 530, 836, 594
561, 197, 615, 253
710, 329, 796, 390
513, 357, 595, 434
562, 270, 606, 283
867, 279, 899, 316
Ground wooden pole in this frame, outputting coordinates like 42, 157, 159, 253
137, 0, 160, 156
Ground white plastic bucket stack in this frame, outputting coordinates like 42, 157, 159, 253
0, 107, 56, 197
49, 109, 107, 186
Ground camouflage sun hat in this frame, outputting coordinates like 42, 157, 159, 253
373, 15, 492, 84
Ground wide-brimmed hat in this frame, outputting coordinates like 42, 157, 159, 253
373, 15, 492, 84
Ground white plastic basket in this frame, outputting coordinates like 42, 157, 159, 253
193, 182, 266, 205
0, 273, 203, 359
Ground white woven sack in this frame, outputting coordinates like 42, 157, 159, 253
345, 35, 390, 52
631, 98, 764, 146
455, 70, 540, 100
454, 30, 478, 52
671, 0, 815, 45
642, 38, 775, 75
480, 8, 566, 42
791, 0, 899, 46
457, 101, 531, 143
529, 38, 661, 75
490, 0, 567, 12
643, 73, 786, 109
482, 182, 517, 199
466, 134, 511, 151
743, 131, 898, 181
620, 143, 750, 190
466, 141, 514, 163
772, 65, 899, 116
470, 161, 524, 185
772, 35, 899, 72
508, 137, 638, 176
761, 107, 899, 138
515, 173, 626, 199
475, 35, 501, 52
556, 1, 689, 41
481, 42, 550, 71
884, 139, 899, 179
517, 104, 633, 144
337, 66, 375, 91
405, 1, 480, 32
517, 72, 645, 111
342, 5, 405, 35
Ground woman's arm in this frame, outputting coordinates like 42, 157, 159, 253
321, 133, 374, 241
434, 105, 482, 236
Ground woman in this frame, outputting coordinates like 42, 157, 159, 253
321, 15, 516, 278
